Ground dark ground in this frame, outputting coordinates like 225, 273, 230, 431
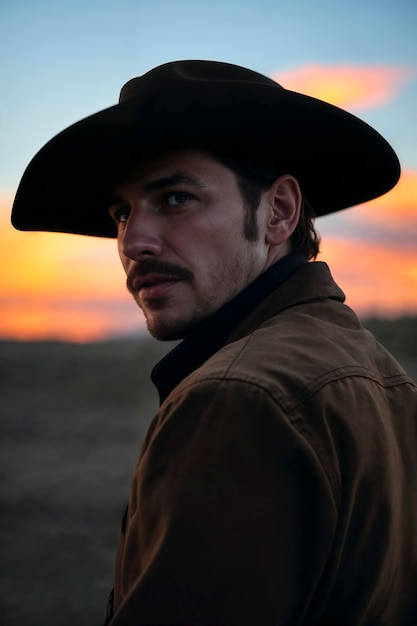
0, 318, 416, 626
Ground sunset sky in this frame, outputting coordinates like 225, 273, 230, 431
1, 0, 417, 342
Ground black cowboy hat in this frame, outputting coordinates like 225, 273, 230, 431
11, 59, 400, 238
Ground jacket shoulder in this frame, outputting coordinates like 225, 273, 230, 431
180, 300, 415, 413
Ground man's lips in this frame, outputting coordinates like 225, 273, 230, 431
131, 273, 183, 299
131, 273, 179, 290
127, 261, 193, 301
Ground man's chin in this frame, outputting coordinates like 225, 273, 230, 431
144, 311, 206, 342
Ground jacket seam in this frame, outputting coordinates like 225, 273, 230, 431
167, 366, 414, 415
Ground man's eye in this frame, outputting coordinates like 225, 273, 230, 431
112, 207, 130, 223
165, 192, 193, 207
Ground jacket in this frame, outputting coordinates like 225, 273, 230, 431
110, 261, 417, 625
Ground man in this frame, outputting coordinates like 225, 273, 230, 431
12, 61, 417, 625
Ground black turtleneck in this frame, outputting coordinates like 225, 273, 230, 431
151, 252, 307, 404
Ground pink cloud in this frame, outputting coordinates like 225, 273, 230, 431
274, 64, 415, 110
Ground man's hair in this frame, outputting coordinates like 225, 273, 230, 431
215, 155, 320, 260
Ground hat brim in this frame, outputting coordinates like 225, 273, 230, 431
11, 65, 400, 238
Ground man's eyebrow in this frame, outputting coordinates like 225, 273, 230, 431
144, 174, 208, 192
108, 173, 209, 208
108, 194, 126, 208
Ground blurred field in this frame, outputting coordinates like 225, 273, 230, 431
0, 318, 416, 626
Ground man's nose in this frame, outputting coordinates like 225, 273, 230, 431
120, 209, 163, 260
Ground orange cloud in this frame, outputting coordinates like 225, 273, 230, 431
275, 64, 415, 109
1, 203, 123, 299
355, 169, 417, 221
1, 298, 142, 342
319, 236, 417, 318
318, 170, 417, 316
0, 195, 145, 341
318, 170, 417, 249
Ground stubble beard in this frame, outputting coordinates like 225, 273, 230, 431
132, 247, 261, 342
135, 295, 207, 342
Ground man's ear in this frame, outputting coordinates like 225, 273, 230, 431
265, 175, 301, 245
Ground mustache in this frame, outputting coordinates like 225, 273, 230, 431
126, 259, 192, 294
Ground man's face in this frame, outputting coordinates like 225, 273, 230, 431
109, 149, 274, 340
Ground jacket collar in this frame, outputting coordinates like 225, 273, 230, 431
227, 260, 346, 343
151, 253, 308, 404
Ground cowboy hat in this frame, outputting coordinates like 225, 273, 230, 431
11, 60, 400, 237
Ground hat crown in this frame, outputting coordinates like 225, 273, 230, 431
119, 60, 280, 103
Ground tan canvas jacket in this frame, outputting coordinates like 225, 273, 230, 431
111, 262, 417, 625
